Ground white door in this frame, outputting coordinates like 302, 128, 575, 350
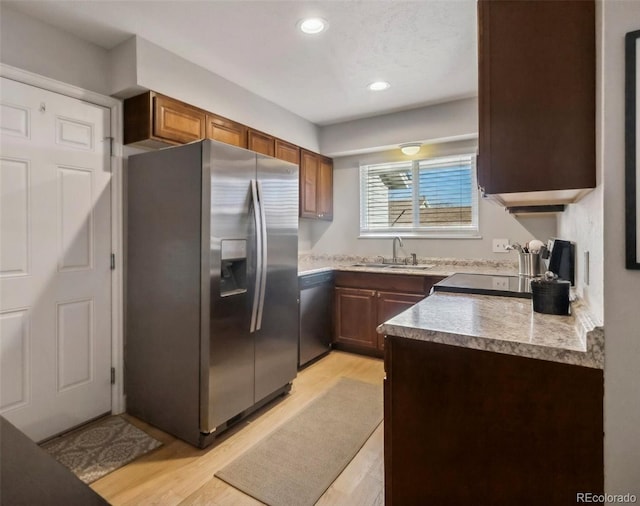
0, 77, 112, 442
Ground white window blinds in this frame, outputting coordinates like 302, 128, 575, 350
360, 154, 478, 236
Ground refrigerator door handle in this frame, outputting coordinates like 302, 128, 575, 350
250, 179, 262, 333
256, 180, 268, 330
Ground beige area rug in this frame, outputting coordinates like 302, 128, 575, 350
41, 415, 162, 484
215, 377, 383, 506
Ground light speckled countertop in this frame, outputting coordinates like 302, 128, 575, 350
298, 253, 604, 369
298, 253, 518, 277
377, 292, 604, 369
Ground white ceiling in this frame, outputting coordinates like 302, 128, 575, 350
6, 0, 478, 126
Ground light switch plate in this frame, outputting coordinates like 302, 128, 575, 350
584, 250, 590, 285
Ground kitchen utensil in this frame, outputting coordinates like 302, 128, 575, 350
528, 239, 545, 253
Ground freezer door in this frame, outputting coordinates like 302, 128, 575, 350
201, 141, 257, 432
254, 155, 299, 402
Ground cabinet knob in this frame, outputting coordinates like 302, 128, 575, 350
318, 213, 324, 218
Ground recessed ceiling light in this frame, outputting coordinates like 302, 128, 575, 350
299, 18, 328, 34
368, 81, 390, 91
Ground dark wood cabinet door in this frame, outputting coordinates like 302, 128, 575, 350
247, 129, 275, 157
478, 0, 595, 195
153, 94, 206, 144
385, 337, 603, 505
376, 291, 424, 350
206, 114, 247, 148
300, 150, 319, 218
317, 156, 333, 220
334, 287, 377, 350
274, 139, 300, 165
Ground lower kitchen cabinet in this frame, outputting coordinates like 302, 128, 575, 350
375, 291, 424, 350
334, 287, 378, 350
384, 336, 604, 506
334, 271, 444, 356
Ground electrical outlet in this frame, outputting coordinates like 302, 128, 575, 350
492, 277, 509, 290
492, 238, 510, 253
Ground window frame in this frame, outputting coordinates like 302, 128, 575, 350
359, 154, 480, 238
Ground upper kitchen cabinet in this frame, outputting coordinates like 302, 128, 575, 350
206, 113, 247, 148
274, 139, 301, 165
124, 91, 206, 148
247, 128, 275, 157
300, 150, 333, 220
477, 0, 595, 209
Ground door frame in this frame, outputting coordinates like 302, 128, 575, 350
0, 63, 125, 414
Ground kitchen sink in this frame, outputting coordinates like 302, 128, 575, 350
387, 264, 435, 270
350, 262, 435, 270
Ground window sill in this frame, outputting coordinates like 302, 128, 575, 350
359, 232, 482, 240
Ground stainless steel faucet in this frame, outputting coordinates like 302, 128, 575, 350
392, 236, 403, 262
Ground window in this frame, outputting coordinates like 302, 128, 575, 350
359, 154, 479, 237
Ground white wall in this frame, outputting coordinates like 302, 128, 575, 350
0, 5, 110, 95
557, 0, 605, 324
600, 0, 640, 496
557, 188, 604, 322
320, 97, 478, 157
0, 9, 321, 153
111, 36, 320, 152
303, 139, 557, 259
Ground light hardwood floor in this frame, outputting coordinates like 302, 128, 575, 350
91, 351, 385, 506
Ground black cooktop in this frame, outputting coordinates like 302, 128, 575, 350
432, 273, 533, 299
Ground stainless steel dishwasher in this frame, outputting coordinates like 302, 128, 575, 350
298, 271, 334, 368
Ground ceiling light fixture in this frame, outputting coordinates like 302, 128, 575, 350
400, 143, 422, 156
368, 81, 390, 91
299, 17, 328, 34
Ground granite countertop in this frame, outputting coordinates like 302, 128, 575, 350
298, 253, 519, 277
377, 292, 604, 369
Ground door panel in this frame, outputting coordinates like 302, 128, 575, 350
0, 309, 30, 411
0, 157, 29, 276
317, 156, 333, 220
153, 94, 205, 144
205, 141, 257, 429
247, 129, 275, 157
254, 154, 298, 402
0, 77, 111, 441
300, 150, 318, 217
206, 114, 247, 148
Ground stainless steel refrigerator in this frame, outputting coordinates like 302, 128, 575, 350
126, 139, 299, 448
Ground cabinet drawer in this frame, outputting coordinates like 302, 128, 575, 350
335, 271, 436, 294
